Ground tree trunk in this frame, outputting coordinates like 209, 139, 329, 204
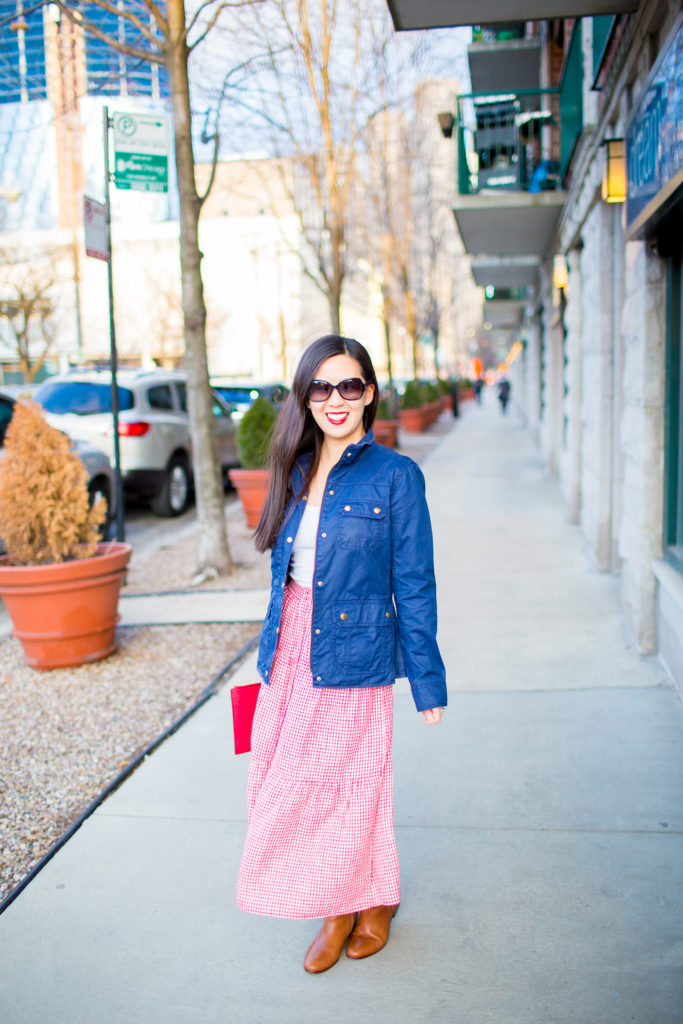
166, 0, 232, 574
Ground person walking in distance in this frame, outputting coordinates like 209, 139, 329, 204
237, 334, 447, 973
497, 376, 511, 414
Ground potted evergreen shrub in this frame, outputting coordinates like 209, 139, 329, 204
422, 380, 442, 426
438, 376, 453, 412
398, 380, 428, 433
372, 395, 400, 449
0, 401, 131, 669
228, 397, 278, 527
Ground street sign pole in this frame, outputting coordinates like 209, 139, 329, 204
103, 105, 125, 544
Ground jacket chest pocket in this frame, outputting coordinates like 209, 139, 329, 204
333, 600, 394, 677
339, 501, 387, 550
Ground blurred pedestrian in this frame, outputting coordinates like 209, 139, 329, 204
497, 376, 511, 414
474, 377, 484, 404
237, 334, 447, 973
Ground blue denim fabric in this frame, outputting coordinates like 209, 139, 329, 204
256, 430, 447, 712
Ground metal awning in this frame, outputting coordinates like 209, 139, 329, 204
468, 38, 542, 93
453, 191, 566, 256
470, 256, 540, 288
387, 0, 637, 29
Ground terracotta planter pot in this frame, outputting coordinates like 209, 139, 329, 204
399, 407, 427, 433
459, 387, 475, 401
228, 467, 271, 528
373, 419, 400, 448
441, 394, 453, 412
424, 401, 442, 425
0, 542, 132, 670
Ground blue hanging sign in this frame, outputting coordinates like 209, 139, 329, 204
626, 16, 683, 237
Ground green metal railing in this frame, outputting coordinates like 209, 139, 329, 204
454, 77, 584, 195
559, 21, 584, 180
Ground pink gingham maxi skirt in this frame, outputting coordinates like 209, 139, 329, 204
236, 581, 400, 919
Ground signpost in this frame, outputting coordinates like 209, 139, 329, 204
83, 196, 109, 261
112, 112, 169, 192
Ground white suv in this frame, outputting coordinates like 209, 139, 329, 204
34, 370, 239, 517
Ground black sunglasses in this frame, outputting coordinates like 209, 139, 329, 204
307, 377, 368, 402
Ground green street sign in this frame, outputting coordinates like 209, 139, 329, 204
112, 112, 169, 193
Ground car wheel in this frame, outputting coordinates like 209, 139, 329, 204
88, 476, 114, 538
151, 455, 191, 517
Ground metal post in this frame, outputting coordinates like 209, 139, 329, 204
103, 105, 125, 543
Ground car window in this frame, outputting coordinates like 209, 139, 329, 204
0, 396, 14, 445
215, 386, 256, 404
177, 382, 187, 413
147, 384, 174, 410
35, 381, 135, 414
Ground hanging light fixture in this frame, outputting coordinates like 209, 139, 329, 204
601, 138, 626, 203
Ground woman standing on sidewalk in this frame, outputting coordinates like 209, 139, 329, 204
236, 335, 446, 973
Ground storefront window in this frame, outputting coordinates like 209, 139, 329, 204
664, 241, 683, 570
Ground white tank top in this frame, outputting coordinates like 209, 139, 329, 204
289, 504, 321, 587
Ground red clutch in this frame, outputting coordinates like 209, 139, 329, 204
230, 682, 261, 754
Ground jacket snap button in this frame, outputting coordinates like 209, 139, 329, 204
281, 582, 285, 588
276, 626, 279, 632
340, 612, 347, 620
374, 507, 381, 514
316, 675, 322, 682
321, 531, 327, 538
287, 537, 293, 543
315, 628, 321, 634
317, 580, 323, 586
346, 452, 352, 457
265, 670, 269, 677
328, 489, 334, 495
344, 505, 351, 511
385, 611, 391, 619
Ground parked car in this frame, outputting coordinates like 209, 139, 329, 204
210, 379, 289, 420
0, 389, 116, 540
34, 370, 239, 517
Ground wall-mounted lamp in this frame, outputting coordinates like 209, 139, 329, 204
437, 112, 454, 139
553, 255, 569, 290
601, 138, 626, 203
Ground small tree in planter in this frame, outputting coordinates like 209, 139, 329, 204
228, 397, 278, 527
399, 380, 427, 433
0, 401, 131, 668
373, 396, 400, 448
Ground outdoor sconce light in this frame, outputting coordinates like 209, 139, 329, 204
553, 255, 569, 290
438, 112, 454, 138
601, 138, 626, 203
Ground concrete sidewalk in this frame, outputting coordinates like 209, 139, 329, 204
1, 396, 682, 1024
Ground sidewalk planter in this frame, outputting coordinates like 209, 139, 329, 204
228, 467, 271, 528
441, 394, 453, 412
0, 542, 132, 669
398, 407, 428, 433
373, 419, 400, 448
229, 396, 277, 528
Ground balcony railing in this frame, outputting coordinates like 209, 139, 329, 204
454, 84, 583, 196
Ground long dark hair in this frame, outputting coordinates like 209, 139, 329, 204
253, 335, 379, 551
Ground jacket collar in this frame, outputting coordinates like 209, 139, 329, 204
294, 428, 375, 481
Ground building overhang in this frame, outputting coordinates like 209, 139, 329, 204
453, 191, 566, 257
483, 298, 525, 328
470, 256, 540, 288
468, 38, 542, 93
387, 0, 638, 29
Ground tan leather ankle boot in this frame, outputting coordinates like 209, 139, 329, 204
345, 904, 399, 959
303, 913, 357, 973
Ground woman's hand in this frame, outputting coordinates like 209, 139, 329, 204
422, 707, 444, 724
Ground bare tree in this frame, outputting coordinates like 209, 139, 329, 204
0, 249, 64, 382
53, 0, 258, 576
231, 0, 387, 333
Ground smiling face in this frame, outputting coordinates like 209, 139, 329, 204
307, 353, 375, 450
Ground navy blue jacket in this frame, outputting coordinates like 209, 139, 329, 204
257, 430, 447, 713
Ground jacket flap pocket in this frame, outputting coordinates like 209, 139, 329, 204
339, 501, 387, 520
334, 600, 394, 626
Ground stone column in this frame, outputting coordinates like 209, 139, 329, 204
560, 247, 582, 523
618, 239, 666, 651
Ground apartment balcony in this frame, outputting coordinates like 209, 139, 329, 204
471, 256, 540, 289
387, 0, 637, 30
468, 25, 542, 94
444, 78, 587, 259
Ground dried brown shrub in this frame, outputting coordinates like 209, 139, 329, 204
0, 400, 106, 565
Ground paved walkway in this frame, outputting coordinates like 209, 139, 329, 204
1, 395, 682, 1024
